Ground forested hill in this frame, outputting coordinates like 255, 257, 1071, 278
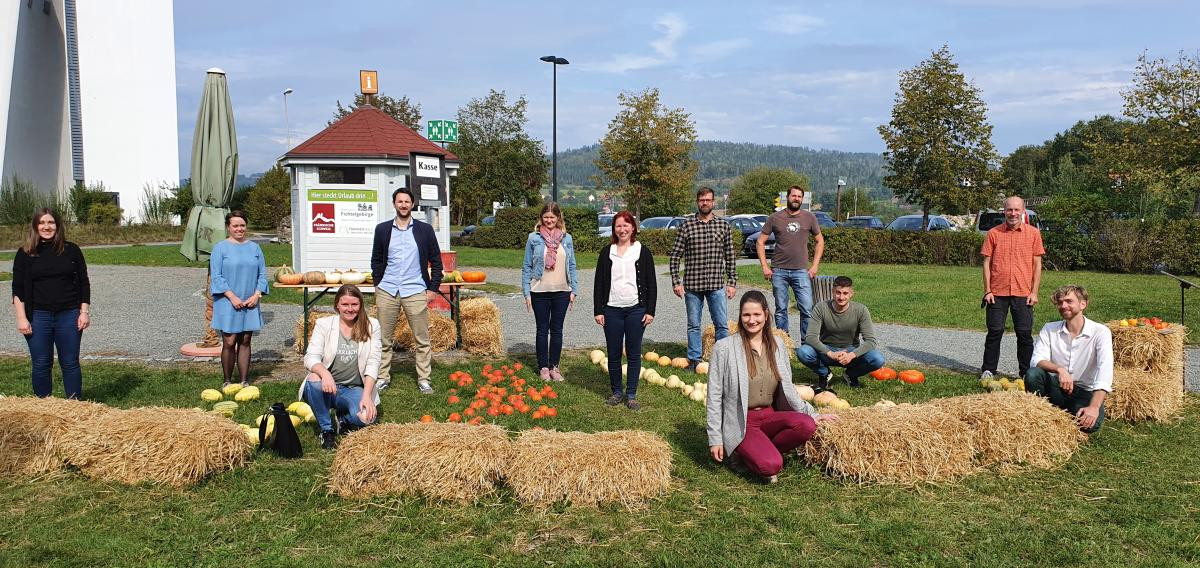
553, 141, 888, 194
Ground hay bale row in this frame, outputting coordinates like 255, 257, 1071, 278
329, 424, 672, 508
0, 397, 110, 477
1106, 363, 1185, 423
459, 297, 504, 355
1105, 322, 1187, 375
58, 407, 251, 487
804, 392, 1086, 485
504, 429, 672, 509
329, 422, 511, 502
701, 319, 795, 360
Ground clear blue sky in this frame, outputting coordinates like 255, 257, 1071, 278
174, 0, 1199, 177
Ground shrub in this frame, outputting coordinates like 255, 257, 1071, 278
0, 176, 59, 225
68, 182, 114, 224
139, 182, 176, 225
88, 202, 123, 225
246, 165, 291, 230
815, 228, 983, 266
170, 181, 194, 220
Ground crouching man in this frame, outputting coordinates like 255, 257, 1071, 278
1027, 285, 1112, 433
796, 276, 885, 390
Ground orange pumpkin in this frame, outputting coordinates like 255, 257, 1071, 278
303, 271, 326, 285
279, 273, 304, 285
461, 270, 486, 283
871, 367, 897, 381
898, 370, 925, 384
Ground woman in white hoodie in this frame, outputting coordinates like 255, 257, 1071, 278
300, 285, 382, 449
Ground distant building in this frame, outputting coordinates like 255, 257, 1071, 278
0, 0, 178, 221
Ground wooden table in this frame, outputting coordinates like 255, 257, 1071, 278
277, 281, 485, 351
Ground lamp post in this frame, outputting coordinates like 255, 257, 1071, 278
540, 55, 569, 203
283, 88, 294, 150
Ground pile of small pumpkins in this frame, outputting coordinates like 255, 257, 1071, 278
442, 270, 487, 284
274, 266, 369, 286
869, 366, 926, 384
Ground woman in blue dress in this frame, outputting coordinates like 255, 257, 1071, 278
210, 210, 269, 387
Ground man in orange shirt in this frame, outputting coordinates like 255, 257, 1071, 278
980, 196, 1044, 381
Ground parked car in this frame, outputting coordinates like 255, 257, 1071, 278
886, 214, 956, 231
724, 216, 762, 236
842, 215, 885, 230
813, 211, 838, 228
976, 209, 1041, 232
728, 213, 768, 225
598, 213, 615, 237
460, 215, 495, 237
741, 210, 834, 257
640, 216, 686, 230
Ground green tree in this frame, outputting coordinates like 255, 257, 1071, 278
727, 166, 808, 215
246, 165, 292, 230
594, 88, 698, 219
878, 45, 997, 229
840, 187, 880, 218
448, 90, 549, 225
330, 93, 422, 131
1113, 51, 1200, 216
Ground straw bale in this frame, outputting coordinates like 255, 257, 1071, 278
293, 306, 380, 354
701, 319, 795, 360
804, 404, 977, 485
928, 391, 1086, 473
504, 429, 672, 509
1106, 363, 1185, 423
58, 407, 250, 487
459, 297, 504, 355
0, 397, 111, 477
329, 422, 511, 502
392, 309, 457, 352
1105, 322, 1187, 375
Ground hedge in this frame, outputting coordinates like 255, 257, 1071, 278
463, 217, 1200, 275
466, 206, 599, 249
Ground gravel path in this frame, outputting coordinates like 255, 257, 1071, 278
0, 261, 1195, 391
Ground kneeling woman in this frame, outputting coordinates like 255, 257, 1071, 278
300, 285, 382, 449
706, 290, 838, 482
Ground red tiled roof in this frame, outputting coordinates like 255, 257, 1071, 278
285, 105, 458, 161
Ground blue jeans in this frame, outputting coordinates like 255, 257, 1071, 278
603, 305, 646, 399
530, 291, 571, 370
796, 344, 885, 380
302, 380, 374, 433
685, 289, 728, 361
772, 269, 813, 339
26, 309, 83, 399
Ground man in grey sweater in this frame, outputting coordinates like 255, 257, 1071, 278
796, 276, 885, 390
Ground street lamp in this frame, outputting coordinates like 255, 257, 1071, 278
283, 88, 294, 150
540, 55, 569, 203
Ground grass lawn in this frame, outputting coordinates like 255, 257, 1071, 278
0, 271, 10, 282
1, 353, 1197, 566
738, 263, 1199, 342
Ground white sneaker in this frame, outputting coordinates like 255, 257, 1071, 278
980, 370, 994, 381
376, 379, 390, 391
417, 380, 433, 395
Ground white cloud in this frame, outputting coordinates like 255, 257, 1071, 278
763, 13, 825, 35
770, 69, 894, 89
650, 14, 686, 58
590, 13, 686, 74
782, 124, 845, 145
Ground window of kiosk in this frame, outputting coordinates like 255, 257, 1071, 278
317, 166, 366, 185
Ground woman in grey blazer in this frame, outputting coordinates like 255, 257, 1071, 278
706, 290, 837, 482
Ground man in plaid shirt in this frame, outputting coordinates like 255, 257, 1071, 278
670, 187, 738, 369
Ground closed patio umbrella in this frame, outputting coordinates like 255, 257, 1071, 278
180, 68, 237, 353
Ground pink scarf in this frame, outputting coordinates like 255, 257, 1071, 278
539, 226, 564, 270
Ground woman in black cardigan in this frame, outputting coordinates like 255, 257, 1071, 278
11, 208, 90, 399
593, 211, 656, 410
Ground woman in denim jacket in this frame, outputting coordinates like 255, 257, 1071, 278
521, 202, 579, 381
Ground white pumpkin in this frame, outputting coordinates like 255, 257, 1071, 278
340, 269, 367, 285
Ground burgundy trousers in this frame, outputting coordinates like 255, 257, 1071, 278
734, 407, 817, 477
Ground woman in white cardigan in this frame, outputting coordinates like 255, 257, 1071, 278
706, 290, 838, 482
300, 285, 382, 450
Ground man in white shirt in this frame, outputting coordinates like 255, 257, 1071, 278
1026, 284, 1112, 432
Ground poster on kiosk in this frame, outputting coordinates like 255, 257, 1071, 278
411, 151, 447, 207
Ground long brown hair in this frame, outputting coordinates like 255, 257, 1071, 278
737, 290, 781, 382
534, 201, 566, 232
334, 285, 371, 342
22, 208, 65, 255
